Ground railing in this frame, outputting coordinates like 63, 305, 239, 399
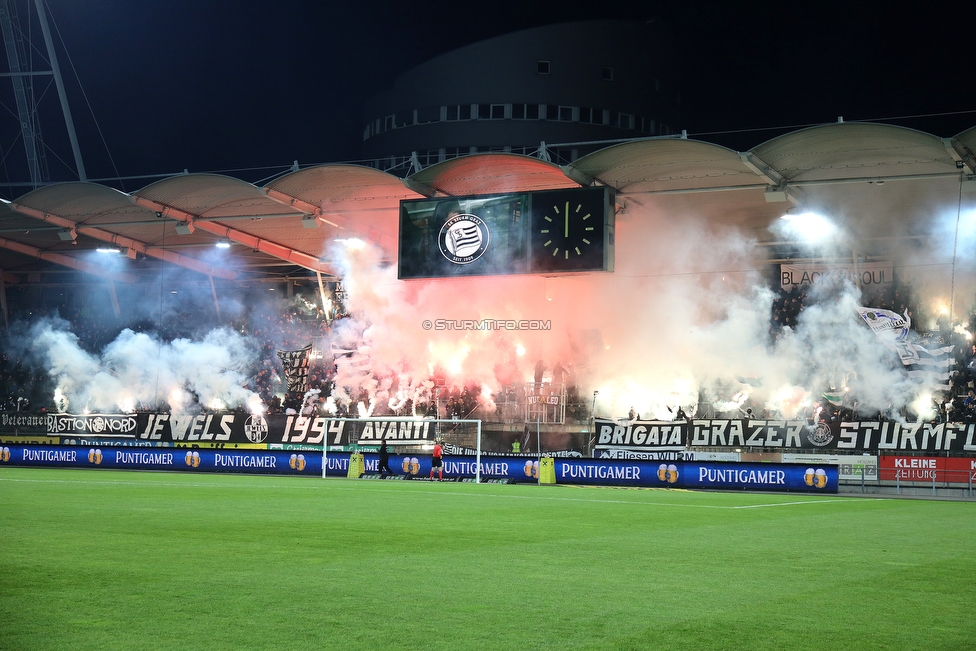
842, 467, 975, 497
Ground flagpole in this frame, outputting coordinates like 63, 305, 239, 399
948, 181, 963, 333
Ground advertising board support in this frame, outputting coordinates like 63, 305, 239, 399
536, 417, 541, 486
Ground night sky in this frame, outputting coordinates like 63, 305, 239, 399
3, 0, 976, 194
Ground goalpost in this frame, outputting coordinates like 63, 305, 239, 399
320, 417, 483, 482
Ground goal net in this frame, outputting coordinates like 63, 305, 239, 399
320, 417, 483, 481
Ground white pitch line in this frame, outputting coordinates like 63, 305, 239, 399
733, 499, 851, 509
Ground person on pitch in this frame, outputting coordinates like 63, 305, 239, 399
430, 439, 444, 481
378, 438, 394, 478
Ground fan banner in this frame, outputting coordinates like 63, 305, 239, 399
593, 418, 686, 451
12, 414, 976, 453
780, 262, 892, 291
855, 306, 953, 387
276, 344, 312, 393
25, 413, 440, 449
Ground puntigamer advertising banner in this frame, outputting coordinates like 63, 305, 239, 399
554, 459, 838, 492
1, 446, 836, 491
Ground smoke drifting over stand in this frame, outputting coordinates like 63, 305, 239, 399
323, 189, 973, 422
5, 177, 974, 423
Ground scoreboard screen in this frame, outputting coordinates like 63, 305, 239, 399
398, 186, 614, 279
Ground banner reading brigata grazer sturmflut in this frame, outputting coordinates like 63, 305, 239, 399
594, 418, 976, 453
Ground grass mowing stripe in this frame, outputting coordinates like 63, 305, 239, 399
0, 472, 880, 510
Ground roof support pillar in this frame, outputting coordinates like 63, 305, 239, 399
316, 271, 329, 321
0, 268, 7, 328
107, 279, 121, 318
209, 275, 221, 321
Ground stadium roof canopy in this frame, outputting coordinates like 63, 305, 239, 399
1, 121, 973, 288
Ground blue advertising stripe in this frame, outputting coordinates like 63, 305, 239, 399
0, 445, 323, 476
681, 462, 838, 492
552, 459, 838, 493
0, 446, 837, 491
357, 454, 541, 481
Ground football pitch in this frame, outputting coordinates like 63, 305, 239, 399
1, 467, 974, 650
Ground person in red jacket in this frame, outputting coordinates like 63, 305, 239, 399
430, 440, 443, 481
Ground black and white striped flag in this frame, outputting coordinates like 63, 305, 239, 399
276, 343, 312, 393
856, 306, 953, 389
895, 341, 954, 388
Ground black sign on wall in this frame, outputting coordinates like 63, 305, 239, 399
398, 186, 614, 279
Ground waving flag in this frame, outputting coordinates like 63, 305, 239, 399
276, 344, 312, 393
856, 306, 953, 388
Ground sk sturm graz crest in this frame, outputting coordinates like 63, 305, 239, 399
807, 422, 834, 447
438, 213, 489, 264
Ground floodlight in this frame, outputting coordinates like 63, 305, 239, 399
215, 239, 231, 249
779, 211, 837, 244
174, 222, 193, 235
301, 214, 319, 228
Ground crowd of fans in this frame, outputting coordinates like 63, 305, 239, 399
2, 280, 975, 425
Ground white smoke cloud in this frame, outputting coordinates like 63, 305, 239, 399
22, 317, 261, 414
319, 194, 956, 422
14, 175, 970, 424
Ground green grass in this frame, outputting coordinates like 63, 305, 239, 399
1, 468, 974, 651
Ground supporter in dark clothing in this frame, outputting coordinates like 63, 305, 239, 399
378, 439, 394, 477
